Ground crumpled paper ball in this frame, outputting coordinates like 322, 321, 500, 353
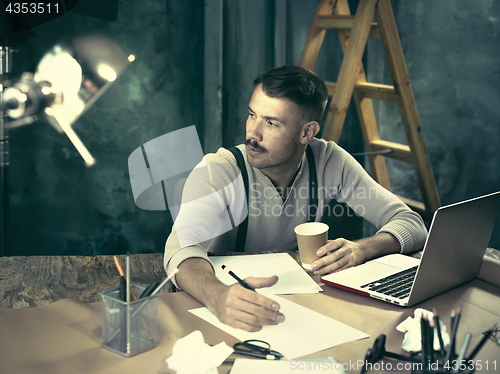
396, 308, 450, 352
166, 330, 234, 374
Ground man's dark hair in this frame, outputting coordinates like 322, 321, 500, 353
253, 66, 329, 123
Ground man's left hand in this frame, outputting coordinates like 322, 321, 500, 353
310, 233, 401, 276
310, 238, 364, 276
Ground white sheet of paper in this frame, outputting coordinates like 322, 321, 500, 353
210, 253, 322, 294
189, 293, 369, 359
229, 357, 347, 374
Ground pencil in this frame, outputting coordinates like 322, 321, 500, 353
114, 255, 126, 277
453, 332, 471, 374
445, 307, 461, 364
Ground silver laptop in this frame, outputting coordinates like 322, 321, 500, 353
321, 191, 500, 306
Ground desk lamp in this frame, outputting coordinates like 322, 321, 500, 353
0, 34, 135, 255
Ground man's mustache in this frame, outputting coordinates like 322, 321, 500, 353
244, 139, 267, 153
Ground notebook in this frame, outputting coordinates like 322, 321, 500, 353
321, 191, 500, 306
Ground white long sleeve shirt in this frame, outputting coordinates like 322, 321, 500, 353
164, 138, 428, 286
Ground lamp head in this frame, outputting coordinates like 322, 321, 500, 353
34, 34, 135, 133
2, 34, 135, 167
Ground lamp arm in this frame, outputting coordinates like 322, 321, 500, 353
46, 108, 96, 167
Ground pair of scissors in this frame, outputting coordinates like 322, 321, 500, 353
233, 339, 284, 360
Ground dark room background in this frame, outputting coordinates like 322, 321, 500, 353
1, 0, 499, 256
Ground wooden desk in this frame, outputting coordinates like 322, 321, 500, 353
1, 275, 499, 374
0, 254, 168, 308
1, 248, 499, 308
1, 250, 500, 373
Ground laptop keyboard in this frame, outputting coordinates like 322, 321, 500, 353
360, 266, 418, 299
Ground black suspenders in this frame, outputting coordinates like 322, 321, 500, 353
305, 144, 318, 222
227, 147, 250, 253
228, 144, 318, 252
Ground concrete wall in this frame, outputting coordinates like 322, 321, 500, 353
2, 0, 499, 256
368, 0, 500, 245
5, 0, 204, 255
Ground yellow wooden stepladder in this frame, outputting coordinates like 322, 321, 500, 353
299, 0, 440, 221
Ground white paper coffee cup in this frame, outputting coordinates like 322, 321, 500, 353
294, 222, 329, 270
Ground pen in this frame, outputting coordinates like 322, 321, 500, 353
113, 255, 138, 301
432, 308, 446, 357
116, 269, 180, 329
114, 255, 153, 341
139, 282, 160, 299
107, 269, 180, 348
126, 251, 131, 303
452, 307, 461, 358
118, 276, 127, 352
119, 276, 126, 301
126, 251, 131, 353
425, 315, 432, 363
427, 316, 435, 362
466, 323, 497, 361
221, 265, 255, 291
233, 348, 281, 360
420, 315, 427, 366
126, 269, 179, 321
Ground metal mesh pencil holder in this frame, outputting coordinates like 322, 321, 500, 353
99, 284, 159, 357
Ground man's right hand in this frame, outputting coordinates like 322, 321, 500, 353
211, 276, 285, 332
176, 258, 285, 332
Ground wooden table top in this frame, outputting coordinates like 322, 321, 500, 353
1, 248, 498, 309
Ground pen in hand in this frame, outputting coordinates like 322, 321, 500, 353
221, 265, 255, 291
